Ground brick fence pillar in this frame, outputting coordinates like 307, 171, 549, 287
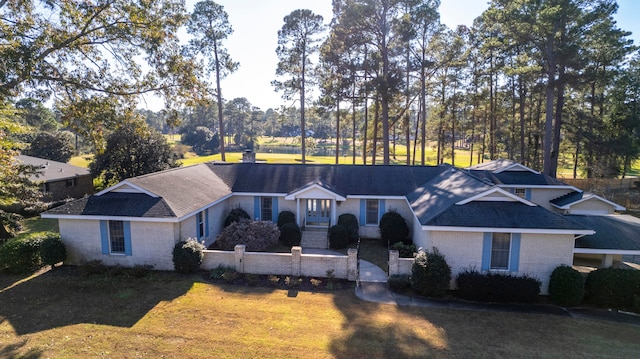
388, 250, 399, 276
347, 248, 358, 281
291, 246, 302, 277
234, 244, 245, 273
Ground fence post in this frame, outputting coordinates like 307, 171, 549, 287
347, 248, 358, 281
389, 250, 399, 276
234, 244, 245, 273
291, 246, 302, 277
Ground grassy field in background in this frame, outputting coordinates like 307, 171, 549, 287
1, 268, 639, 358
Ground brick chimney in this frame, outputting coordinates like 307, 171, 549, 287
242, 149, 255, 163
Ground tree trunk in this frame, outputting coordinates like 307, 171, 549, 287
214, 40, 226, 162
335, 99, 340, 164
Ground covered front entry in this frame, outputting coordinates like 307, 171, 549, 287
306, 199, 331, 227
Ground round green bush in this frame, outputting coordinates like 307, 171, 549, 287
337, 213, 359, 242
223, 207, 251, 227
172, 240, 204, 273
585, 267, 640, 309
277, 211, 296, 229
388, 274, 411, 292
329, 224, 349, 249
411, 248, 451, 297
0, 232, 48, 274
390, 242, 417, 258
280, 222, 302, 246
39, 233, 66, 267
379, 211, 410, 245
549, 265, 584, 307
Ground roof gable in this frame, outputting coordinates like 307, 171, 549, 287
456, 187, 536, 206
551, 191, 625, 211
285, 180, 346, 200
466, 159, 538, 174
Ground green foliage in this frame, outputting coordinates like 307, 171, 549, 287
337, 213, 359, 242
390, 242, 417, 258
23, 131, 74, 162
180, 126, 220, 155
277, 210, 296, 229
410, 249, 451, 298
328, 224, 349, 249
379, 211, 410, 245
90, 125, 179, 184
79, 260, 109, 276
456, 270, 541, 304
38, 233, 66, 267
279, 222, 301, 247
172, 239, 204, 274
223, 207, 251, 227
388, 274, 411, 292
0, 232, 54, 274
215, 219, 279, 251
209, 265, 238, 282
585, 268, 640, 310
548, 265, 585, 307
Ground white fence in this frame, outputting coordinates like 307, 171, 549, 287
388, 250, 414, 276
202, 245, 358, 281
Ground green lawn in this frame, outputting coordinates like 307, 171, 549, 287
0, 268, 638, 358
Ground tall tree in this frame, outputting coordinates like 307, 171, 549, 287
187, 1, 238, 162
273, 9, 325, 164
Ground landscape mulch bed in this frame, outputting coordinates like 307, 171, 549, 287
201, 270, 355, 292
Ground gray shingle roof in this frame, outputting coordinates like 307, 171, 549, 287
45, 192, 175, 218
468, 170, 568, 186
425, 202, 590, 230
16, 155, 90, 182
569, 215, 640, 250
551, 191, 584, 207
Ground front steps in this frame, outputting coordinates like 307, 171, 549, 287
301, 228, 329, 249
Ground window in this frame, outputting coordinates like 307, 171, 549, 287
65, 178, 77, 188
490, 233, 511, 270
109, 220, 125, 254
197, 212, 204, 240
261, 197, 273, 221
514, 188, 526, 198
365, 199, 379, 225
43, 183, 50, 192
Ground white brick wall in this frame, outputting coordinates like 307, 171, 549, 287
431, 231, 484, 288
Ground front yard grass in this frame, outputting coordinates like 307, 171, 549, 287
1, 267, 638, 358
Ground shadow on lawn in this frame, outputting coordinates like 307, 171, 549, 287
0, 266, 193, 335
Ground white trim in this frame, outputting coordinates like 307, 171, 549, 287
347, 195, 407, 200
574, 248, 640, 255
40, 213, 180, 223
422, 225, 594, 235
495, 163, 540, 174
96, 181, 159, 198
498, 184, 580, 191
456, 187, 537, 206
284, 184, 346, 201
552, 193, 625, 211
231, 192, 285, 197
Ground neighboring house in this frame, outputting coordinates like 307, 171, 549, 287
17, 155, 93, 201
41, 157, 638, 293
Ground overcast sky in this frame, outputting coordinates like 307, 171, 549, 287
139, 0, 640, 111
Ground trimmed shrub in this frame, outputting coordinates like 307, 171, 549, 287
548, 265, 584, 307
410, 249, 451, 297
39, 233, 66, 267
279, 222, 302, 246
223, 207, 251, 227
0, 232, 49, 274
131, 264, 154, 278
215, 219, 280, 251
329, 224, 349, 249
388, 274, 411, 292
277, 211, 296, 229
337, 213, 359, 242
379, 211, 410, 245
390, 242, 417, 258
585, 268, 640, 309
456, 270, 541, 303
172, 239, 204, 273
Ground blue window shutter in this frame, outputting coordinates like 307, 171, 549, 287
196, 213, 201, 239
378, 199, 385, 221
254, 197, 260, 220
359, 199, 366, 224
481, 232, 492, 271
100, 220, 109, 255
525, 189, 532, 201
272, 197, 279, 222
205, 209, 210, 237
123, 221, 132, 256
510, 233, 521, 271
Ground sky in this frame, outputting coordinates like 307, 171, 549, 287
140, 0, 640, 112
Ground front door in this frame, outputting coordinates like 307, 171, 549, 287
306, 199, 331, 227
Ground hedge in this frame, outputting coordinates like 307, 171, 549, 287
456, 270, 541, 303
585, 268, 640, 310
548, 265, 584, 307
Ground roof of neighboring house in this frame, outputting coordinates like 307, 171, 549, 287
424, 202, 589, 231
45, 192, 175, 218
468, 170, 569, 187
550, 191, 626, 211
466, 159, 539, 173
16, 155, 91, 182
569, 215, 640, 250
